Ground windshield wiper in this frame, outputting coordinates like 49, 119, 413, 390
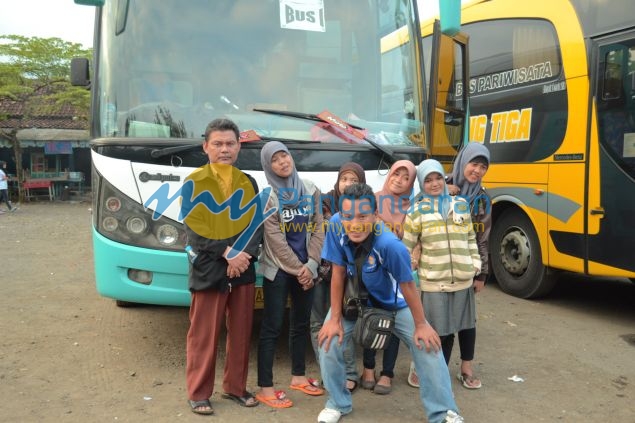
151, 143, 201, 158
149, 134, 304, 159
253, 108, 396, 163
253, 108, 366, 130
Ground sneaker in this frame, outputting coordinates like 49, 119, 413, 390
444, 410, 464, 423
317, 407, 342, 423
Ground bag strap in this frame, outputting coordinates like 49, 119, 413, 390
350, 240, 398, 309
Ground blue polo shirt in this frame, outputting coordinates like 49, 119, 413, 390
322, 214, 413, 311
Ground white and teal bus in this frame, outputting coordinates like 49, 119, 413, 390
72, 0, 468, 307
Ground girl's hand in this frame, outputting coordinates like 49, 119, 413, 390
473, 278, 485, 293
297, 266, 314, 289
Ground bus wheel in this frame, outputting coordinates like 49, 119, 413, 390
115, 300, 138, 308
490, 209, 556, 299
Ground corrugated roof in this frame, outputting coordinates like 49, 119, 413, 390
0, 97, 89, 130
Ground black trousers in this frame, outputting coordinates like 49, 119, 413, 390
440, 327, 476, 364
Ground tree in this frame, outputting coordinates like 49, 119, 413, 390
0, 35, 92, 201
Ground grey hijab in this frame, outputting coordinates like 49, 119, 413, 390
261, 141, 306, 208
451, 142, 490, 205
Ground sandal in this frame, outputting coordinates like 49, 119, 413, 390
256, 390, 293, 408
221, 391, 259, 407
457, 372, 482, 389
407, 361, 420, 388
188, 399, 214, 415
308, 377, 322, 388
289, 382, 325, 396
346, 379, 358, 393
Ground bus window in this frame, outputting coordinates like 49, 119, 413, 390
597, 44, 635, 176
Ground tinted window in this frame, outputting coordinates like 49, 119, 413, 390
597, 42, 635, 177
465, 19, 566, 162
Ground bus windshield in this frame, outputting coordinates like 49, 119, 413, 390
97, 0, 424, 147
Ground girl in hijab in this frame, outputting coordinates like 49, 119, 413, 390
445, 142, 491, 389
403, 159, 482, 391
360, 160, 417, 395
257, 141, 325, 408
311, 162, 366, 393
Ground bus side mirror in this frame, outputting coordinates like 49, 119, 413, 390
439, 0, 461, 36
71, 58, 90, 88
74, 0, 105, 6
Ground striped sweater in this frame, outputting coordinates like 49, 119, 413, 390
403, 197, 481, 292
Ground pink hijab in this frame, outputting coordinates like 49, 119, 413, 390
375, 160, 417, 239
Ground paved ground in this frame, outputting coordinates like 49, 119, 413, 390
1, 202, 633, 422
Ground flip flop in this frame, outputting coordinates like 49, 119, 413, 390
188, 399, 214, 415
307, 377, 322, 388
255, 390, 293, 409
407, 361, 420, 388
457, 372, 482, 389
289, 382, 325, 396
221, 391, 259, 407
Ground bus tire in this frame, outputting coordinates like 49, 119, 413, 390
115, 300, 138, 308
490, 209, 556, 299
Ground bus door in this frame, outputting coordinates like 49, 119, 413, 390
427, 20, 469, 162
589, 33, 635, 275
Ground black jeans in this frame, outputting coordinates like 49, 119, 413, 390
258, 270, 315, 387
362, 334, 400, 378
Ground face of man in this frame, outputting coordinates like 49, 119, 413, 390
202, 130, 240, 165
340, 197, 376, 243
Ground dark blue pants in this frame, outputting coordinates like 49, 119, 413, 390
362, 334, 400, 378
258, 270, 315, 387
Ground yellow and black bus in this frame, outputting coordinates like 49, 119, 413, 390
421, 0, 635, 297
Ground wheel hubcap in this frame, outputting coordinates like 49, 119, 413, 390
499, 230, 530, 276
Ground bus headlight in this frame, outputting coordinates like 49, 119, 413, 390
126, 216, 148, 234
95, 175, 186, 251
102, 216, 119, 232
105, 196, 122, 212
157, 224, 179, 246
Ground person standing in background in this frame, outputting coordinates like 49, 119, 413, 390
360, 160, 417, 395
311, 162, 366, 392
0, 161, 16, 212
446, 142, 491, 389
403, 159, 481, 393
257, 141, 325, 408
407, 144, 491, 389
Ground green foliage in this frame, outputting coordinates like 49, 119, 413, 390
0, 35, 92, 116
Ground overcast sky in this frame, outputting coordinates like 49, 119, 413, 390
0, 0, 94, 47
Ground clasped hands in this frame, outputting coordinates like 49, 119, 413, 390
297, 265, 314, 291
224, 247, 251, 279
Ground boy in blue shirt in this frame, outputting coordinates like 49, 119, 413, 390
317, 183, 463, 423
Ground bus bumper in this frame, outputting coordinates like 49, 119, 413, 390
92, 229, 265, 307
